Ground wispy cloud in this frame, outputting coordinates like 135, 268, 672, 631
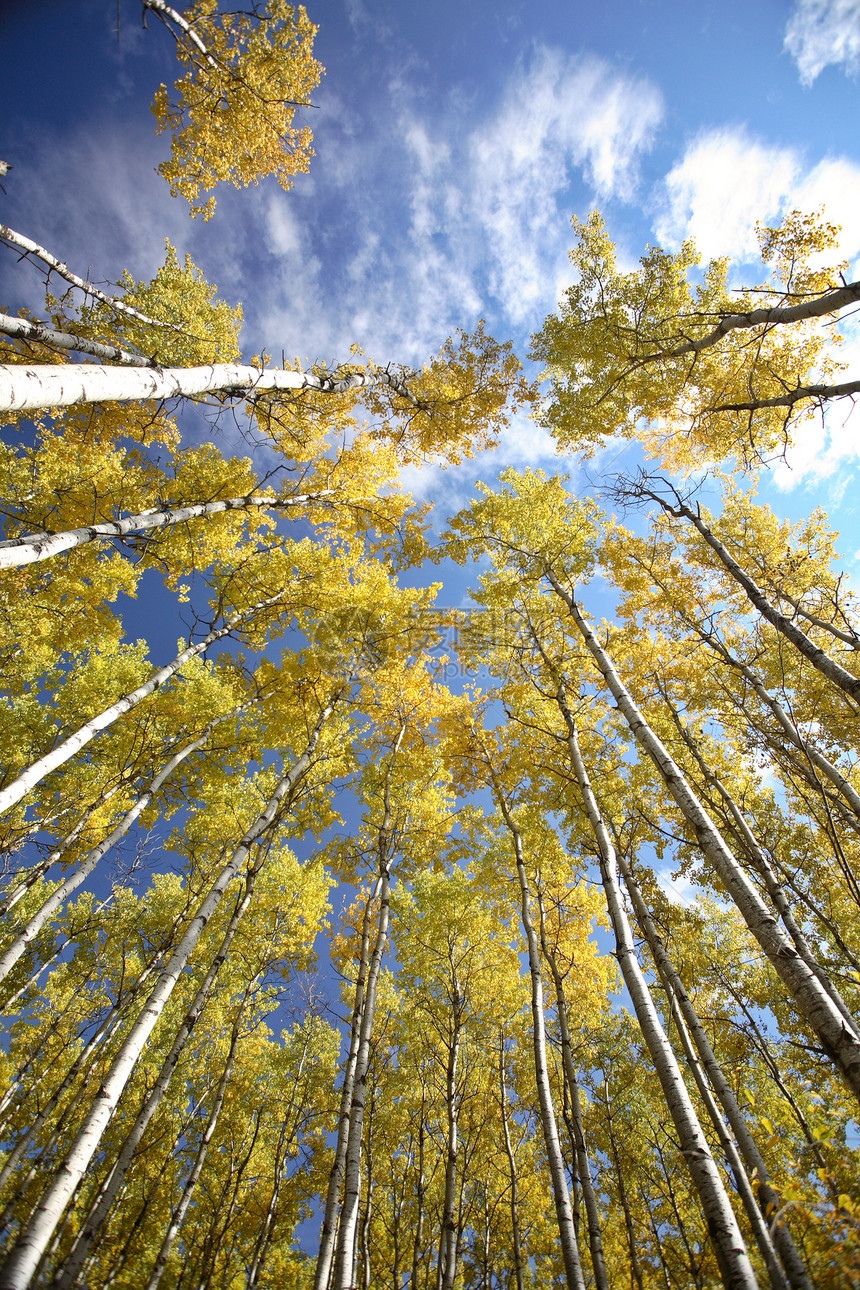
467, 49, 664, 324
249, 45, 663, 361
784, 0, 860, 85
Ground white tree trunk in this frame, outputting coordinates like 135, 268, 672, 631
691, 622, 860, 822
0, 312, 153, 367
437, 995, 463, 1290
0, 362, 416, 413
0, 224, 172, 330
245, 1032, 315, 1289
558, 701, 759, 1290
644, 279, 860, 361
0, 594, 282, 817
332, 865, 390, 1289
333, 728, 403, 1289
616, 845, 813, 1290
140, 0, 219, 67
0, 708, 244, 984
652, 492, 860, 705
667, 704, 860, 1042
493, 783, 587, 1290
537, 891, 609, 1290
143, 998, 247, 1290
0, 491, 333, 570
53, 853, 267, 1290
551, 574, 860, 1105
0, 696, 336, 1290
0, 785, 121, 916
312, 878, 382, 1290
498, 1042, 525, 1290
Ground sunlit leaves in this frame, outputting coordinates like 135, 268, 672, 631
150, 0, 322, 219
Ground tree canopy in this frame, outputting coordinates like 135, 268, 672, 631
1, 6, 860, 1289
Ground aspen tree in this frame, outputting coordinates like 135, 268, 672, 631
559, 708, 758, 1289
50, 841, 280, 1289
481, 759, 587, 1290
536, 887, 609, 1290
548, 574, 860, 1100
0, 707, 247, 984
621, 478, 860, 706
0, 589, 285, 818
144, 0, 322, 219
0, 687, 339, 1290
330, 729, 403, 1290
497, 1038, 526, 1290
614, 837, 811, 1290
530, 209, 855, 466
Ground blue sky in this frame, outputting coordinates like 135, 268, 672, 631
3, 0, 860, 912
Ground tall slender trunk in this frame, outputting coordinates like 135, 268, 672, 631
667, 990, 789, 1290
549, 574, 860, 1105
331, 726, 403, 1290
0, 223, 173, 329
498, 1040, 525, 1290
0, 312, 153, 368
246, 1035, 315, 1290
313, 878, 381, 1290
0, 949, 166, 1198
0, 962, 101, 1129
358, 1086, 376, 1290
143, 989, 250, 1290
0, 491, 333, 570
194, 1106, 263, 1286
615, 846, 812, 1290
558, 702, 758, 1290
0, 696, 336, 1290
537, 890, 609, 1290
686, 619, 860, 823
0, 596, 282, 818
601, 1078, 644, 1290
646, 489, 860, 705
331, 865, 391, 1288
0, 361, 417, 414
492, 777, 587, 1290
52, 856, 268, 1290
0, 785, 122, 917
662, 698, 860, 1042
437, 998, 463, 1290
0, 708, 244, 983
411, 1086, 427, 1290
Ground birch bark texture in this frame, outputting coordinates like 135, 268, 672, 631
0, 491, 333, 570
0, 708, 246, 985
0, 361, 416, 413
492, 778, 588, 1290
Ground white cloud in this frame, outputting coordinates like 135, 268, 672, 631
655, 126, 860, 269
654, 865, 697, 907
0, 120, 190, 312
785, 0, 860, 85
793, 157, 860, 274
469, 49, 664, 323
655, 129, 800, 262
241, 46, 663, 376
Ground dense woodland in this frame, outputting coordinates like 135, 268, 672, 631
2, 4, 860, 1288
